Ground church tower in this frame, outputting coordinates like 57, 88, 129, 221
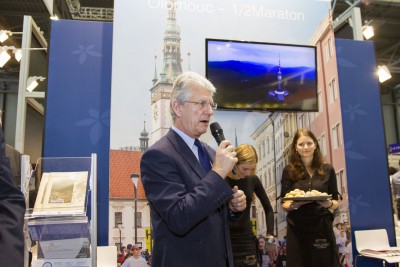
150, 0, 183, 144
139, 121, 149, 152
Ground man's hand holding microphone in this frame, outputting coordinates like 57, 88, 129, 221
210, 122, 246, 212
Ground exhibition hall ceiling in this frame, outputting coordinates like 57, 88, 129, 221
333, 0, 400, 94
0, 0, 399, 94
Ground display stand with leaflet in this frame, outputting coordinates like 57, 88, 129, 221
354, 229, 400, 267
22, 154, 98, 267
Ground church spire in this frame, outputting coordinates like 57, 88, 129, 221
161, 0, 182, 83
139, 120, 149, 152
152, 54, 158, 85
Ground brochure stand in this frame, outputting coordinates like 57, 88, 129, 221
354, 229, 400, 267
22, 154, 97, 267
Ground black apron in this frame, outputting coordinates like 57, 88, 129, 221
285, 203, 341, 267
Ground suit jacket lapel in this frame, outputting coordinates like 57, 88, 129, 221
166, 129, 206, 179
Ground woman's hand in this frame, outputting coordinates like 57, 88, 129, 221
283, 200, 313, 211
317, 199, 337, 212
318, 199, 333, 208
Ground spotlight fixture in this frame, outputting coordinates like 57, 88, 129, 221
377, 65, 392, 83
0, 46, 19, 65
0, 30, 22, 43
0, 46, 47, 65
0, 47, 11, 67
0, 31, 9, 43
362, 20, 374, 40
14, 49, 22, 62
26, 76, 46, 92
362, 25, 374, 40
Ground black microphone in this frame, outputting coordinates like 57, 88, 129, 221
210, 122, 225, 145
210, 122, 236, 174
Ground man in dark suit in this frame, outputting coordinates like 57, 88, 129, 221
141, 71, 246, 267
0, 126, 26, 267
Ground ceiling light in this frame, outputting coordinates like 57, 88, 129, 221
14, 49, 22, 62
0, 47, 11, 67
0, 46, 47, 65
50, 15, 59, 20
27, 80, 38, 92
0, 31, 9, 43
0, 30, 22, 43
377, 65, 392, 83
26, 76, 46, 92
0, 46, 19, 64
362, 25, 374, 40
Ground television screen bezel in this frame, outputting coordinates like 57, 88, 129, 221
205, 38, 319, 113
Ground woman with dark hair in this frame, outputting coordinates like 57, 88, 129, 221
280, 128, 341, 267
257, 236, 272, 267
226, 144, 274, 267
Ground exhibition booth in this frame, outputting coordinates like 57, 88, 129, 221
21, 1, 399, 266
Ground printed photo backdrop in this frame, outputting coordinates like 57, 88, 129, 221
110, 0, 335, 252
111, 0, 330, 149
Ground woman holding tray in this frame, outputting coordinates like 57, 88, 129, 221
280, 128, 341, 267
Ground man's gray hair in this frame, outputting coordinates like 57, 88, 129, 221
170, 71, 216, 121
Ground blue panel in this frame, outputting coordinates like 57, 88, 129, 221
44, 20, 113, 245
336, 39, 395, 266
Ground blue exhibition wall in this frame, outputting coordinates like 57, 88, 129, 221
44, 20, 112, 245
336, 38, 395, 266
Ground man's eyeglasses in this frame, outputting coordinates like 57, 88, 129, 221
184, 100, 217, 110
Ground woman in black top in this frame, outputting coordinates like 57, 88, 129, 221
280, 129, 341, 267
226, 144, 274, 267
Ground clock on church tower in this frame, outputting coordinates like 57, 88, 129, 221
153, 104, 159, 121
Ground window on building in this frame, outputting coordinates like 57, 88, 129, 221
251, 204, 256, 218
318, 91, 323, 113
269, 168, 272, 187
298, 114, 304, 128
261, 212, 265, 229
264, 172, 268, 187
136, 212, 142, 228
318, 134, 327, 156
332, 123, 342, 149
321, 134, 327, 156
309, 112, 315, 123
262, 140, 266, 157
332, 126, 337, 149
115, 212, 122, 228
324, 37, 333, 63
328, 80, 334, 104
328, 77, 338, 104
304, 114, 309, 128
336, 169, 346, 195
329, 36, 335, 58
324, 41, 329, 62
332, 77, 338, 101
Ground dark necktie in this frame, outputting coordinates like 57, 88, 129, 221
194, 139, 211, 172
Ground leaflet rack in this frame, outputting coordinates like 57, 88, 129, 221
22, 154, 98, 267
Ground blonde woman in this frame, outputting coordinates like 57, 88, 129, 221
226, 144, 274, 267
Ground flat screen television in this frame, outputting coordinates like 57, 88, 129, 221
206, 38, 318, 112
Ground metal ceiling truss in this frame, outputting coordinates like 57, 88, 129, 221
65, 0, 113, 21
